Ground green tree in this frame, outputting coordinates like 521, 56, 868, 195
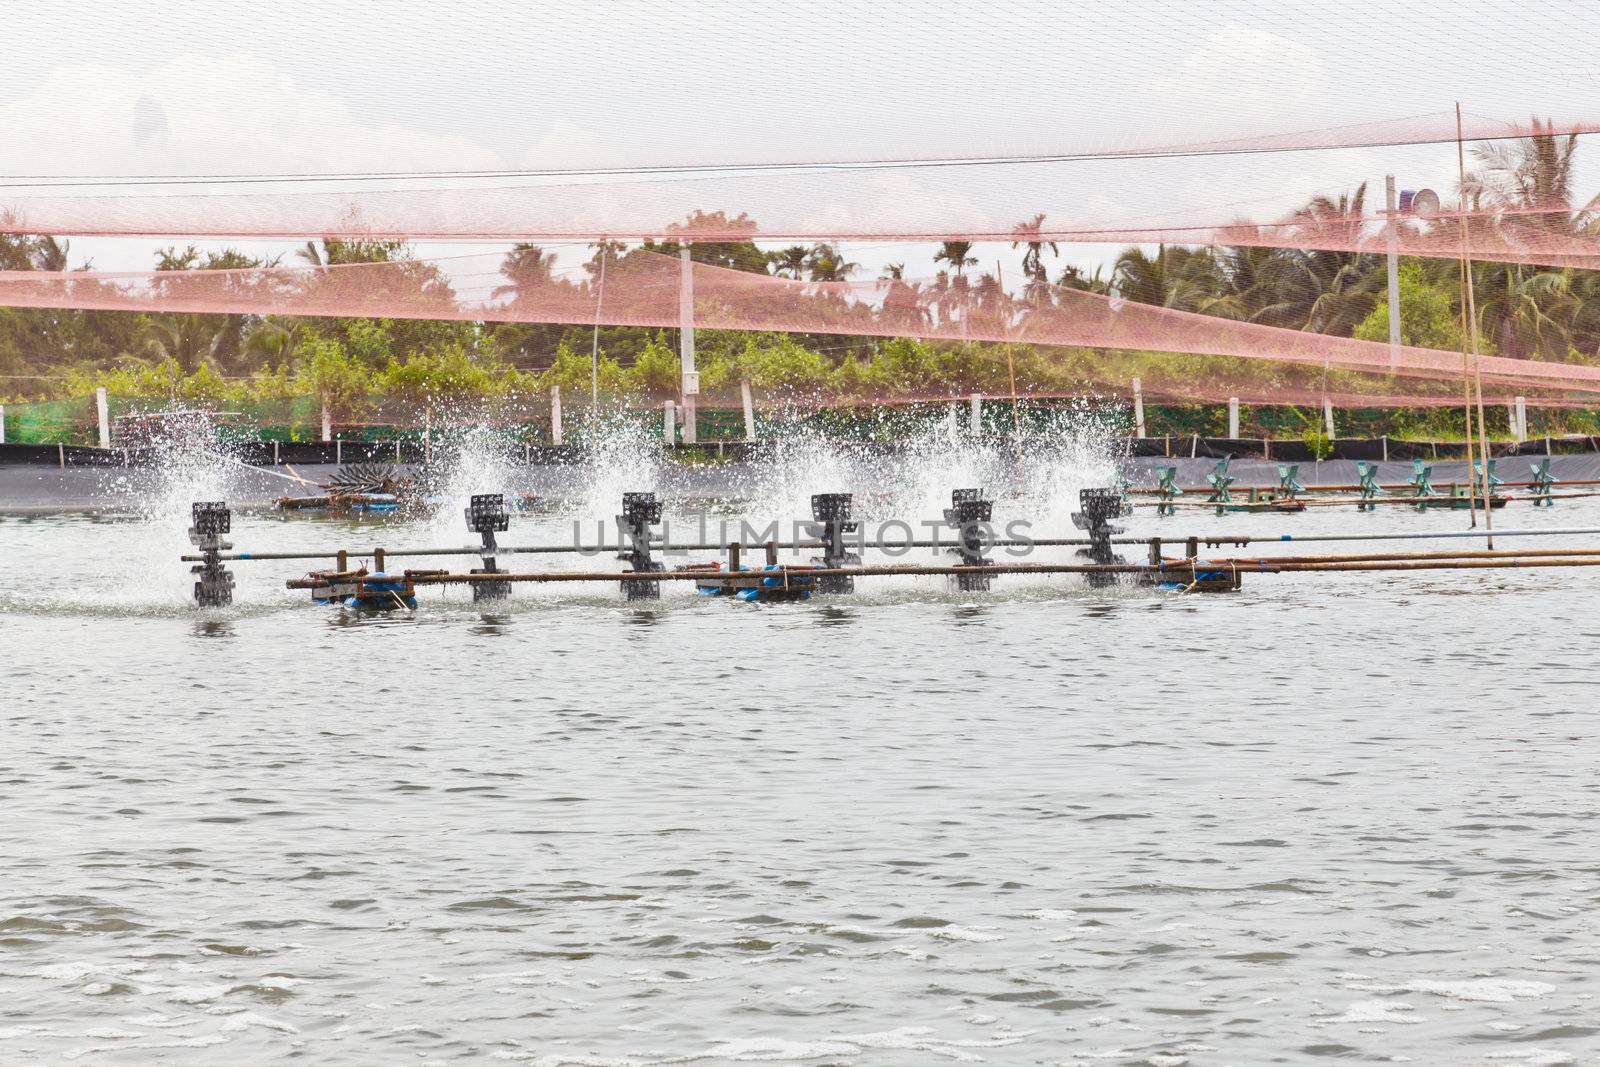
1352, 261, 1463, 351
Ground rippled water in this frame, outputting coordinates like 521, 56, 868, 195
3, 440, 1599, 1065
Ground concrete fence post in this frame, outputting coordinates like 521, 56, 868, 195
1228, 397, 1240, 440
549, 385, 563, 446
321, 399, 332, 442
1515, 396, 1527, 442
95, 387, 110, 449
969, 393, 982, 437
663, 399, 677, 445
1132, 377, 1145, 438
1323, 397, 1336, 439
740, 379, 756, 441
0, 403, 6, 444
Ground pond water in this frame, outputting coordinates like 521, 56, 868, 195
2, 436, 1597, 1065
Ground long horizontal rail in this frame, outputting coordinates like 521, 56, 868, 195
186, 524, 1600, 564
1129, 477, 1600, 495
1143, 491, 1600, 509
284, 552, 1600, 589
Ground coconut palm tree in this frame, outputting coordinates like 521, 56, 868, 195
493, 244, 558, 305
772, 245, 811, 280
805, 243, 859, 282
1011, 213, 1057, 276
934, 240, 978, 278
1474, 263, 1578, 359
1111, 245, 1223, 312
139, 315, 226, 372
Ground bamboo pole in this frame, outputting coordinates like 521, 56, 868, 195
1456, 102, 1492, 545
285, 553, 1600, 590
997, 261, 1025, 479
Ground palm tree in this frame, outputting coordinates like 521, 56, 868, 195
772, 245, 811, 280
139, 316, 226, 372
243, 317, 303, 366
494, 243, 558, 305
1111, 245, 1223, 312
1245, 185, 1381, 334
934, 240, 978, 278
1474, 264, 1577, 359
805, 243, 859, 282
1011, 214, 1057, 277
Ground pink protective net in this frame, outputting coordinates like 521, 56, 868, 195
1, 113, 1597, 271
2, 249, 1597, 402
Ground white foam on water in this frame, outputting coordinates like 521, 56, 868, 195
1327, 1000, 1423, 1025
930, 925, 1005, 943
1346, 978, 1556, 1003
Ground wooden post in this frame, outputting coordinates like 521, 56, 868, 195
969, 393, 982, 437
58, 442, 65, 468
335, 437, 342, 465
765, 540, 778, 566
321, 399, 332, 442
1228, 397, 1240, 440
336, 549, 348, 572
663, 399, 677, 444
741, 379, 756, 441
549, 385, 563, 446
1132, 377, 1145, 437
95, 387, 110, 449
728, 541, 741, 572
374, 548, 386, 572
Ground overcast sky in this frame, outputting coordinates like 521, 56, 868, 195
3, 0, 1597, 279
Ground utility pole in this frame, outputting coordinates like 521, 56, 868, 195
1386, 173, 1401, 370
678, 247, 698, 444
